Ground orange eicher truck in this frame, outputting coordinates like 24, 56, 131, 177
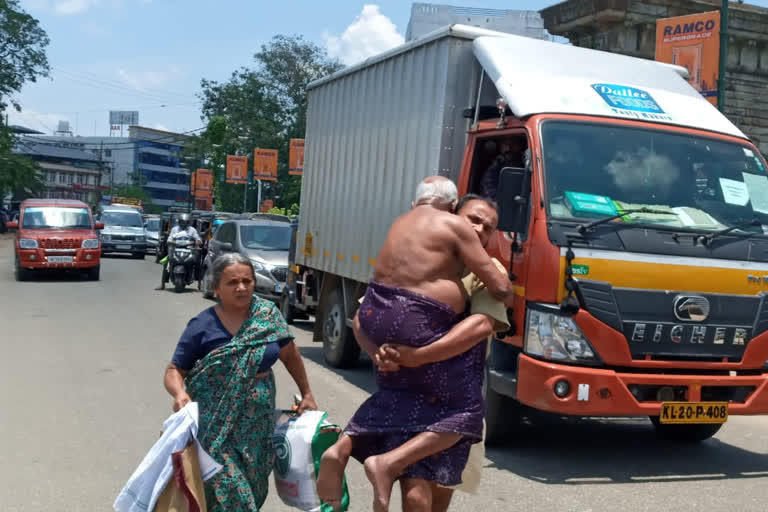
284, 25, 768, 443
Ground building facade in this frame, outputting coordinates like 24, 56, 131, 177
129, 126, 190, 209
540, 0, 768, 155
406, 3, 550, 41
15, 138, 107, 205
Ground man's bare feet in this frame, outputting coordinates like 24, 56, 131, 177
364, 455, 399, 512
317, 449, 345, 511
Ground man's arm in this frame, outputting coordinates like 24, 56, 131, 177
381, 313, 494, 367
353, 312, 399, 372
450, 216, 514, 304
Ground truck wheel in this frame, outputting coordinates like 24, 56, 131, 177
14, 258, 29, 282
87, 265, 100, 281
650, 417, 723, 442
322, 288, 360, 368
483, 367, 517, 446
173, 275, 185, 293
280, 293, 295, 324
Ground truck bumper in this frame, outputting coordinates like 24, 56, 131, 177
515, 354, 768, 416
18, 248, 100, 269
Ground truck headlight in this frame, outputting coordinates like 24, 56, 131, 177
525, 305, 599, 364
19, 239, 38, 249
101, 233, 111, 242
135, 235, 145, 242
81, 239, 99, 249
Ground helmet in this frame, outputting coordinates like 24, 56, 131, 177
179, 213, 191, 229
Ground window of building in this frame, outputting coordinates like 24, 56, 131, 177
104, 149, 112, 157
75, 174, 84, 184
66, 174, 73, 184
59, 173, 66, 184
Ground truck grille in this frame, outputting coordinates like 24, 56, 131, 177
39, 238, 78, 249
271, 266, 288, 283
578, 279, 763, 362
111, 234, 135, 241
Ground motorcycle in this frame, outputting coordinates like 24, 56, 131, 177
163, 239, 201, 293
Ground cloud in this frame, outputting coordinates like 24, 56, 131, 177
54, 0, 100, 15
324, 5, 404, 66
116, 68, 184, 91
7, 109, 70, 134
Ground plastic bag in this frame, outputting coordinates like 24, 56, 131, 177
272, 410, 350, 512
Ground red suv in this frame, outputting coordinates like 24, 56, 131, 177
6, 199, 104, 281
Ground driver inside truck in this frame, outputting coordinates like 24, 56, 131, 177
479, 137, 527, 199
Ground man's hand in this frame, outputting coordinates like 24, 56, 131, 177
379, 344, 425, 368
172, 391, 191, 412
296, 392, 318, 414
374, 349, 400, 374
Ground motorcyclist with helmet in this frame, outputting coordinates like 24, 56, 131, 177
155, 213, 202, 290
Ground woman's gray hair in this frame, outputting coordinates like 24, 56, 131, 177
413, 176, 458, 204
210, 252, 255, 289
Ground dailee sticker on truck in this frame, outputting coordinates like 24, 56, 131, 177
591, 83, 672, 122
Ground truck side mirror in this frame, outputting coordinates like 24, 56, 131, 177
6, 221, 18, 230
496, 166, 530, 234
95, 222, 105, 230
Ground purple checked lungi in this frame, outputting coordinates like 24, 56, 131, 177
343, 281, 485, 486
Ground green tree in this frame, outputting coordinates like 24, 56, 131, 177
198, 35, 342, 212
0, 0, 50, 202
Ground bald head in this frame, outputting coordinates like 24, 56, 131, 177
413, 176, 458, 211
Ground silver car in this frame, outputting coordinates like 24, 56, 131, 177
143, 216, 161, 254
201, 219, 291, 301
97, 205, 147, 259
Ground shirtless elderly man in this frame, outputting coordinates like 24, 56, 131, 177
317, 176, 513, 512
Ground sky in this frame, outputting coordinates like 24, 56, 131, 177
9, 0, 768, 137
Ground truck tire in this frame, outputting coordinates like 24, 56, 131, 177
280, 293, 295, 324
14, 258, 29, 282
483, 368, 517, 446
650, 417, 723, 442
87, 265, 100, 281
322, 288, 360, 368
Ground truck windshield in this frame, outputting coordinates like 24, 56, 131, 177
240, 225, 291, 251
102, 211, 143, 227
542, 121, 768, 234
22, 207, 92, 229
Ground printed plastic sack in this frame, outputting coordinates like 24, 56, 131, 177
272, 410, 350, 512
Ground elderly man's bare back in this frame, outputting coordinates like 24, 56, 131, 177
374, 204, 512, 313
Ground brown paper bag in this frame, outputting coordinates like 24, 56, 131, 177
154, 442, 207, 512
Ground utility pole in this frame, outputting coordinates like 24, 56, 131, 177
717, 0, 729, 112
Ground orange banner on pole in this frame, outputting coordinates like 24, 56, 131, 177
195, 169, 213, 198
655, 11, 720, 106
226, 155, 248, 184
190, 170, 196, 193
289, 139, 305, 176
253, 149, 278, 182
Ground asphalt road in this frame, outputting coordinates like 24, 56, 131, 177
1, 234, 767, 511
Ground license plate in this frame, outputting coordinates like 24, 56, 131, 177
48, 256, 73, 263
116, 244, 132, 250
660, 402, 728, 424
274, 283, 284, 293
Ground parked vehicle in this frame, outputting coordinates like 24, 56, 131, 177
143, 215, 161, 254
97, 205, 147, 259
285, 25, 768, 443
201, 219, 291, 301
6, 199, 103, 281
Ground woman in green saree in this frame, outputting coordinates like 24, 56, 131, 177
164, 253, 317, 511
